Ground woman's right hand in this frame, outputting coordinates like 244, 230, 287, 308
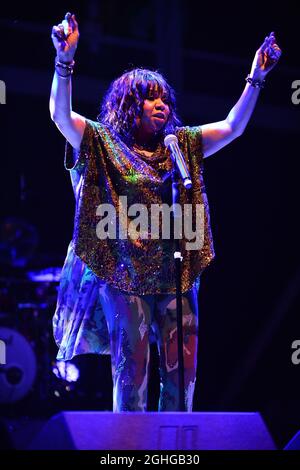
51, 12, 79, 62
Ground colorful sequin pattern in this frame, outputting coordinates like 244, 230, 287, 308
65, 120, 215, 294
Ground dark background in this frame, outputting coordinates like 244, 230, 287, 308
0, 0, 299, 449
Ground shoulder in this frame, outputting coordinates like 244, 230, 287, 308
84, 118, 103, 134
81, 119, 116, 148
175, 125, 203, 154
87, 119, 119, 142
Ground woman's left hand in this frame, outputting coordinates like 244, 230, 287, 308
250, 32, 282, 80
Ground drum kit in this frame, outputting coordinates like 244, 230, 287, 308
0, 217, 112, 414
0, 217, 61, 408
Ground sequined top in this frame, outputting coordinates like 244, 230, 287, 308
65, 119, 215, 294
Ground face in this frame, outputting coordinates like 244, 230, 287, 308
137, 88, 170, 138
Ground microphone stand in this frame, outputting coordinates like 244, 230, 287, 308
170, 164, 191, 411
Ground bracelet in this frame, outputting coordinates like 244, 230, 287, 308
55, 57, 75, 76
245, 74, 265, 89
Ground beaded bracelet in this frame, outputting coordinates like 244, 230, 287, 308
55, 57, 75, 78
245, 74, 265, 89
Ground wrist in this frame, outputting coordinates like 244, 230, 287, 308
249, 67, 266, 82
245, 73, 265, 89
55, 57, 75, 79
56, 54, 75, 64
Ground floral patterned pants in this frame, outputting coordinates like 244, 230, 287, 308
98, 282, 199, 412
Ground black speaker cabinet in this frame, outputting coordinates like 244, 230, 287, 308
29, 411, 276, 450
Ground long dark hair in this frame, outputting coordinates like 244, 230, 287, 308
98, 68, 181, 145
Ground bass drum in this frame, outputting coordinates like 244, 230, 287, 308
0, 327, 37, 403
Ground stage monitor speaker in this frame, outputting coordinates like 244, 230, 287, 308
284, 431, 300, 450
29, 411, 276, 450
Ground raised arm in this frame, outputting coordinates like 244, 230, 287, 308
202, 32, 282, 158
49, 12, 85, 150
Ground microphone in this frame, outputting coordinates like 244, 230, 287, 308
164, 134, 192, 189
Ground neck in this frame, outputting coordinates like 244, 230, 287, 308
134, 131, 160, 151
